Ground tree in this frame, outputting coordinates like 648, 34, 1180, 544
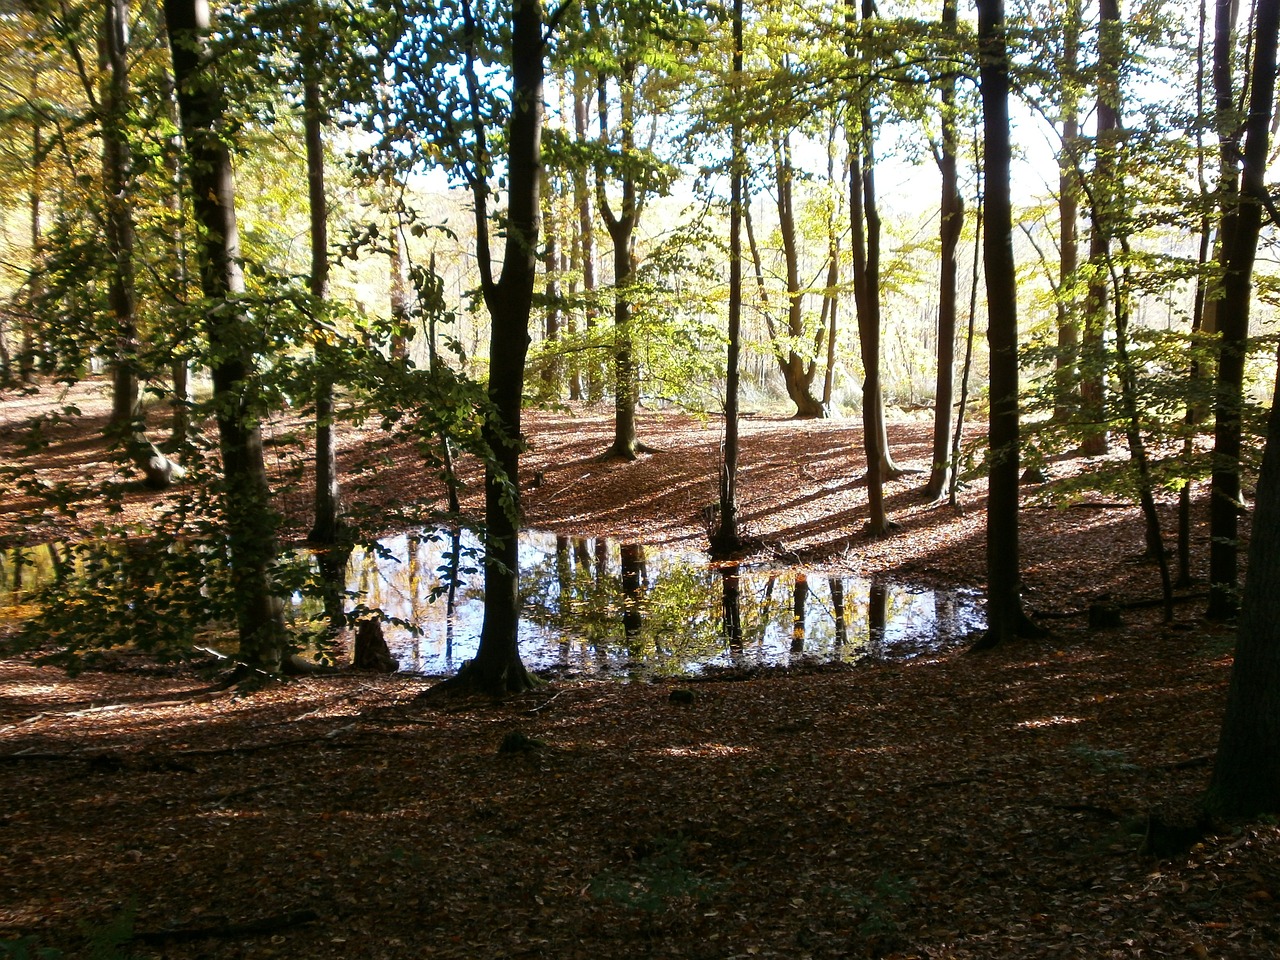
1205, 0, 1280, 815
1206, 0, 1258, 621
712, 0, 746, 557
448, 0, 547, 693
924, 0, 964, 502
972, 0, 1038, 650
164, 0, 287, 673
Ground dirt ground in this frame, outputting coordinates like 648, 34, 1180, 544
1, 378, 1271, 960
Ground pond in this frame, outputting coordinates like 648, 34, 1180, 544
295, 529, 984, 676
1, 530, 984, 677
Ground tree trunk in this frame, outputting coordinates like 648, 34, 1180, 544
164, 0, 286, 673
925, 0, 962, 502
1207, 0, 1280, 800
712, 0, 745, 558
102, 0, 140, 433
1079, 0, 1120, 457
304, 12, 342, 547
1206, 0, 1254, 621
598, 61, 643, 460
448, 0, 544, 695
772, 134, 826, 420
1053, 0, 1082, 424
972, 0, 1038, 650
573, 69, 601, 403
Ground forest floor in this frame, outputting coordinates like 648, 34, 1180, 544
1, 378, 1275, 959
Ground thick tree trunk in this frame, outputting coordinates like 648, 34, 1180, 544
972, 0, 1038, 650
1206, 0, 1254, 621
1207, 0, 1280, 796
449, 0, 544, 695
164, 0, 286, 673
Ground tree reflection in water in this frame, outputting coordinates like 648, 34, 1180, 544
292, 529, 984, 676
2, 531, 985, 676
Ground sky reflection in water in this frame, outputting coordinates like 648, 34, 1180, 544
315, 530, 985, 677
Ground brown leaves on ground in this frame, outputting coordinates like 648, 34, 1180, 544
0, 619, 1273, 960
1, 379, 1268, 958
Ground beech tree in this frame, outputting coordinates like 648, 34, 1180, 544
1205, 0, 1280, 817
973, 0, 1039, 649
163, 0, 288, 672
371, 0, 548, 692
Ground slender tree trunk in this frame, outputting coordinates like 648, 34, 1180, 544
389, 215, 411, 360
102, 0, 140, 431
573, 69, 601, 403
926, 0, 962, 501
542, 181, 562, 391
304, 13, 342, 548
712, 0, 745, 557
972, 0, 1038, 650
772, 134, 826, 419
1079, 0, 1120, 457
21, 64, 40, 382
598, 61, 643, 459
1054, 0, 1082, 423
164, 0, 286, 673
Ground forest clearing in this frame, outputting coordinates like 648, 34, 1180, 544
1, 380, 1275, 960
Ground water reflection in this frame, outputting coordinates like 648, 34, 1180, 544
2, 531, 985, 677
307, 530, 983, 676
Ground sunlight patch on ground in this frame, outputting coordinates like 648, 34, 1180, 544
657, 743, 754, 758
1015, 715, 1087, 729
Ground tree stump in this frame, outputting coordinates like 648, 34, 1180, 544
353, 619, 398, 672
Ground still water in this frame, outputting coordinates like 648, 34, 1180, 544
1, 531, 984, 677
298, 530, 984, 676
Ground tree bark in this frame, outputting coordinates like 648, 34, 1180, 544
1207, 0, 1280, 804
1078, 0, 1120, 457
712, 0, 745, 558
164, 0, 287, 673
1206, 0, 1254, 621
448, 0, 544, 694
304, 9, 342, 547
1053, 0, 1082, 424
925, 0, 962, 501
972, 0, 1038, 649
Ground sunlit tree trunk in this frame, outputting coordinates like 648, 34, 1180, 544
102, 0, 140, 431
164, 0, 286, 672
573, 69, 600, 403
771, 133, 826, 419
1079, 0, 1120, 457
1053, 0, 1082, 424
